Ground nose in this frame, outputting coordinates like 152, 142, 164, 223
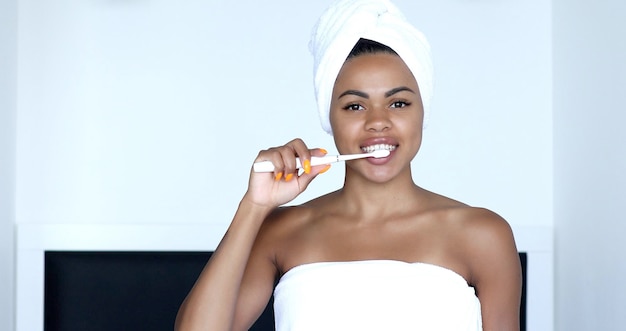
365, 107, 391, 132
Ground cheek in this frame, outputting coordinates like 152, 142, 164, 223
329, 108, 339, 132
395, 114, 423, 147
329, 112, 358, 152
329, 109, 360, 135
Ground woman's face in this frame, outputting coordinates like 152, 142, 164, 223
329, 52, 423, 180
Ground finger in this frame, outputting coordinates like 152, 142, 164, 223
310, 163, 331, 176
254, 148, 285, 180
254, 141, 325, 181
298, 148, 328, 177
310, 147, 328, 158
294, 163, 332, 191
288, 139, 312, 175
277, 145, 298, 180
280, 138, 310, 179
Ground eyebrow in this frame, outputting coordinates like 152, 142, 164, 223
337, 86, 416, 99
338, 89, 369, 99
384, 86, 416, 98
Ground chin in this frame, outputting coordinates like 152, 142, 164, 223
366, 169, 398, 183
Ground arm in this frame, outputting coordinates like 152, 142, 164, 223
467, 209, 522, 331
175, 198, 273, 331
175, 139, 328, 331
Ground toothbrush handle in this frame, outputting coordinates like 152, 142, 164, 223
253, 155, 339, 173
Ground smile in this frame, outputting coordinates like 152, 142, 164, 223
361, 144, 397, 153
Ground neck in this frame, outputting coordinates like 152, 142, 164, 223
337, 166, 424, 222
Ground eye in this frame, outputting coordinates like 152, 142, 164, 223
343, 103, 365, 111
390, 100, 412, 109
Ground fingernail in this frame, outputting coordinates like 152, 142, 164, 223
303, 159, 311, 174
285, 173, 294, 182
319, 164, 331, 174
320, 148, 328, 155
274, 172, 283, 181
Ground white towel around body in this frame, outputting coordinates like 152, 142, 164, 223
273, 260, 482, 331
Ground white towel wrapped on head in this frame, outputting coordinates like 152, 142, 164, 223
309, 0, 434, 134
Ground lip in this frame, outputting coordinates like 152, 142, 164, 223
359, 137, 399, 150
359, 137, 398, 165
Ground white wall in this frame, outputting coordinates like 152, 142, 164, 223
12, 0, 553, 330
0, 0, 17, 330
553, 0, 626, 330
15, 0, 552, 228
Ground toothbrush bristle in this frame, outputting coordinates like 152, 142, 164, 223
371, 150, 391, 158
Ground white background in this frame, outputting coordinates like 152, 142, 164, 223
13, 0, 553, 228
1, 0, 625, 330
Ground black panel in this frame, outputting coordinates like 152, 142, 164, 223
519, 252, 527, 331
45, 251, 527, 331
44, 251, 274, 331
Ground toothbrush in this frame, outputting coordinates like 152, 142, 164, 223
253, 149, 391, 173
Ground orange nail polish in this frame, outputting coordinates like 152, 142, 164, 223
320, 148, 328, 155
285, 173, 294, 182
319, 164, 331, 174
274, 172, 283, 181
303, 159, 311, 174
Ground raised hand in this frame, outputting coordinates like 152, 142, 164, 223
245, 138, 330, 208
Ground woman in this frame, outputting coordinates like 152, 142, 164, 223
175, 1, 521, 330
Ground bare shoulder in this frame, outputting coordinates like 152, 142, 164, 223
450, 206, 521, 293
452, 207, 516, 248
422, 191, 516, 243
254, 205, 313, 247
252, 191, 346, 276
447, 206, 522, 328
259, 192, 334, 234
252, 192, 337, 258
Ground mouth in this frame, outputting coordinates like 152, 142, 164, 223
360, 144, 397, 154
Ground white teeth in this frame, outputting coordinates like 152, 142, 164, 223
361, 144, 397, 153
